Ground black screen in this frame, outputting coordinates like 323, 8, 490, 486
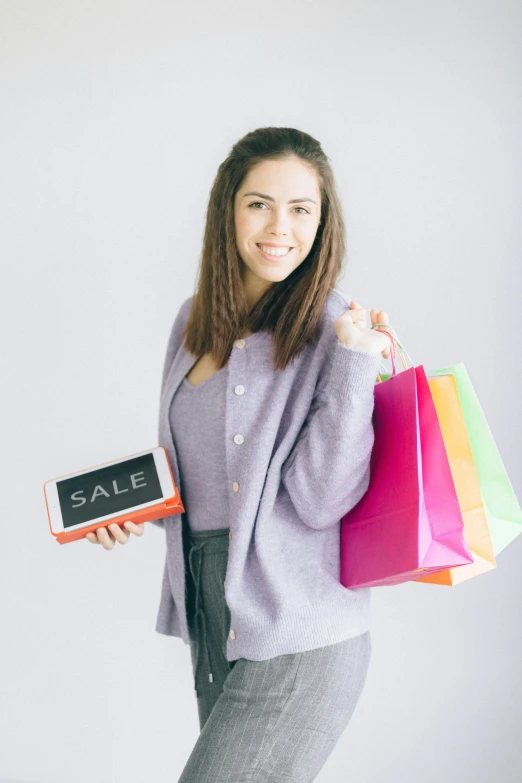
57, 453, 163, 528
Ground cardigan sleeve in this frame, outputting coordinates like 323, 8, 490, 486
150, 296, 193, 530
280, 337, 381, 531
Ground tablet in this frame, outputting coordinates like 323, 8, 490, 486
44, 446, 184, 544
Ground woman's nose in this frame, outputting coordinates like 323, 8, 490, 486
265, 209, 290, 234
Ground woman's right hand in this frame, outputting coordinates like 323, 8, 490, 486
85, 521, 145, 550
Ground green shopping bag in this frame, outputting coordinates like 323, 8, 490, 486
425, 363, 522, 556
379, 361, 522, 556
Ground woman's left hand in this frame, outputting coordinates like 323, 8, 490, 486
334, 300, 392, 359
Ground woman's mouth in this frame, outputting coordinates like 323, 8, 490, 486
256, 244, 294, 262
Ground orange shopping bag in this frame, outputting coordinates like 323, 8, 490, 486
414, 373, 496, 585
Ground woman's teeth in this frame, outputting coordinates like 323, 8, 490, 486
257, 244, 292, 257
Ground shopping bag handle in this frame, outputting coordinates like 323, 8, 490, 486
371, 322, 413, 384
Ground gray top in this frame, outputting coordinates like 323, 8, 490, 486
169, 366, 230, 531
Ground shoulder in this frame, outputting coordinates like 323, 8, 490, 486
163, 294, 193, 356
178, 291, 346, 330
160, 295, 194, 391
179, 294, 194, 323
171, 291, 349, 349
325, 287, 352, 319
171, 295, 194, 338
316, 287, 353, 341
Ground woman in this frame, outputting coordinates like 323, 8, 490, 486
87, 126, 392, 782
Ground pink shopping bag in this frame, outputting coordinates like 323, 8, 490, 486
340, 351, 474, 588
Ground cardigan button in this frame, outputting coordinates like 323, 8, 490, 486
234, 385, 245, 395
234, 434, 244, 444
232, 482, 240, 492
229, 629, 236, 640
235, 339, 246, 349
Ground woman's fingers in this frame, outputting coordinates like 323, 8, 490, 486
350, 303, 393, 361
85, 521, 139, 549
95, 526, 118, 550
370, 308, 388, 324
349, 300, 367, 328
124, 521, 145, 536
350, 300, 365, 316
349, 306, 392, 360
370, 309, 392, 358
108, 523, 130, 545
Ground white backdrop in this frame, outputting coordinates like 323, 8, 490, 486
1, 1, 521, 781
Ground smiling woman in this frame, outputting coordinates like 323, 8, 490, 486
234, 157, 322, 309
154, 127, 387, 782
181, 127, 351, 374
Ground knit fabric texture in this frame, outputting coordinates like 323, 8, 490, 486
153, 287, 381, 662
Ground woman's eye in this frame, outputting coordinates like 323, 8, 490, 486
248, 202, 309, 214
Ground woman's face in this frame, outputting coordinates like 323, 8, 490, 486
234, 156, 322, 306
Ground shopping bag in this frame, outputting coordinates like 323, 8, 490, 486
340, 340, 474, 589
412, 372, 496, 585
422, 363, 522, 557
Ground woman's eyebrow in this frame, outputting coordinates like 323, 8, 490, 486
242, 191, 317, 205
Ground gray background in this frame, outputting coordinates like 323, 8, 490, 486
1, 1, 521, 781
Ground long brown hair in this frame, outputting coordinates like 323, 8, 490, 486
181, 126, 347, 372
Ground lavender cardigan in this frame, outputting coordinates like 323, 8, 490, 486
152, 288, 381, 661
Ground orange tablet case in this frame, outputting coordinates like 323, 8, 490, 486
44, 447, 184, 545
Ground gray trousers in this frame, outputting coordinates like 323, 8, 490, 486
178, 526, 372, 783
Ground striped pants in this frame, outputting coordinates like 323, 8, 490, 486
178, 526, 372, 783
